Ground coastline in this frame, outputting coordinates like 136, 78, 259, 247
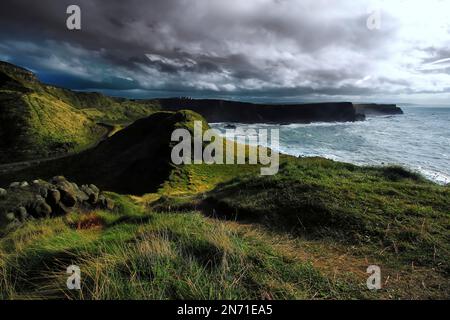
211, 107, 450, 185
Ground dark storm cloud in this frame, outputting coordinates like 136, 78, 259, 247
0, 0, 449, 101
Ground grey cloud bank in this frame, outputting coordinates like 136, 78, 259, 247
0, 0, 449, 104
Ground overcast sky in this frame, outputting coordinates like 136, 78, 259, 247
1, 0, 450, 104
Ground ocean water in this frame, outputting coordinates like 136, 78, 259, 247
211, 106, 450, 185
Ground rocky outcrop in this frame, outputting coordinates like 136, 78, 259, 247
0, 188, 6, 199
353, 104, 403, 116
0, 61, 39, 84
0, 176, 114, 233
158, 98, 360, 123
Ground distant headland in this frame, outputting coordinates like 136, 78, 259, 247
157, 98, 403, 124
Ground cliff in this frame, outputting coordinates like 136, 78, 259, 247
354, 104, 404, 116
158, 98, 359, 123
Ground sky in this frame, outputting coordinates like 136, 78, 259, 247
0, 0, 450, 104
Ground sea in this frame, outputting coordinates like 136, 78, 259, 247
211, 106, 450, 185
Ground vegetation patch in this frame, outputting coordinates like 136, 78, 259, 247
203, 158, 450, 274
0, 62, 160, 164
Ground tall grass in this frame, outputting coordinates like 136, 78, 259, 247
0, 205, 361, 299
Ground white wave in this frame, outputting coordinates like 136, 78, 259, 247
211, 108, 450, 185
415, 167, 450, 185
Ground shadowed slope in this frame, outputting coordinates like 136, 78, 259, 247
0, 110, 209, 195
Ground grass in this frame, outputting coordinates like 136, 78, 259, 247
160, 159, 261, 196
0, 88, 448, 299
0, 110, 212, 194
145, 156, 450, 299
0, 162, 448, 299
1, 188, 446, 299
0, 194, 367, 300
0, 89, 105, 163
201, 158, 450, 277
0, 63, 160, 164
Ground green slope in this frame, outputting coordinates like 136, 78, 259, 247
204, 158, 450, 272
0, 109, 449, 299
0, 198, 368, 300
0, 90, 108, 163
0, 61, 160, 164
0, 110, 210, 195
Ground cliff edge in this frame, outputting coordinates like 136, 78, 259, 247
354, 103, 404, 116
158, 98, 359, 124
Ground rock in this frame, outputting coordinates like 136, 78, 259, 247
106, 198, 115, 210
9, 182, 20, 188
46, 189, 61, 207
15, 206, 28, 221
89, 184, 99, 194
1, 176, 113, 234
5, 212, 16, 222
76, 191, 89, 203
71, 182, 80, 190
39, 187, 48, 199
81, 185, 99, 205
27, 197, 52, 218
20, 181, 29, 188
52, 177, 77, 207
99, 195, 115, 210
88, 192, 99, 205
60, 190, 76, 207
51, 176, 67, 184
54, 202, 71, 216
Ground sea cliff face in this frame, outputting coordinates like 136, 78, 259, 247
158, 99, 404, 123
158, 99, 359, 124
354, 104, 404, 116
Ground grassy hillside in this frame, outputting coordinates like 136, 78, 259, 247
43, 89, 161, 124
0, 90, 108, 163
1, 166, 448, 299
0, 61, 160, 164
0, 108, 448, 299
0, 110, 211, 194
0, 194, 371, 299
149, 158, 450, 298
203, 159, 450, 272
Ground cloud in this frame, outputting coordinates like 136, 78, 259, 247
0, 0, 449, 103
419, 58, 450, 71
